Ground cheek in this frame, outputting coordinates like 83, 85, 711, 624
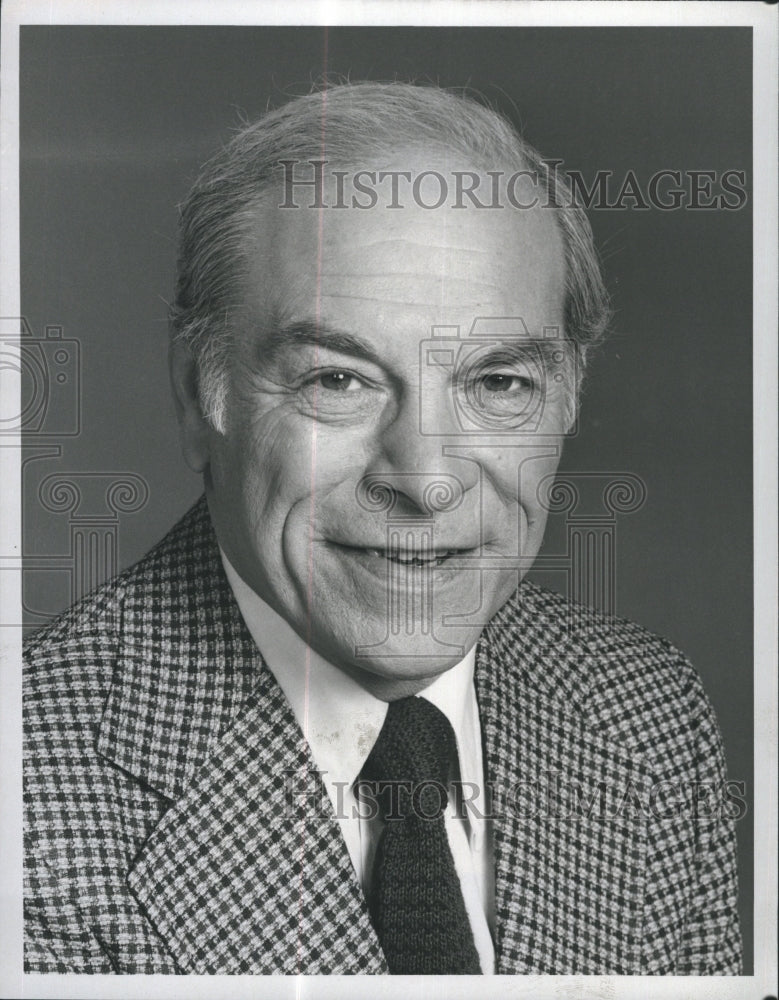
206, 429, 296, 544
215, 413, 372, 529
485, 443, 563, 512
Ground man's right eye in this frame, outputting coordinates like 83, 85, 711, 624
317, 370, 362, 392
294, 367, 386, 422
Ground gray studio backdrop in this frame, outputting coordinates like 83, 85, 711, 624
19, 26, 753, 969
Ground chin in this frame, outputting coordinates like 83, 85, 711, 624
339, 652, 465, 699
335, 618, 482, 680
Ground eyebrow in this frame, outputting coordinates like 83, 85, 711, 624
477, 338, 568, 365
261, 317, 569, 372
262, 319, 385, 367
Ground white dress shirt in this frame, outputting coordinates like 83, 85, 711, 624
221, 551, 496, 974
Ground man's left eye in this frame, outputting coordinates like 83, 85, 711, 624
480, 372, 535, 393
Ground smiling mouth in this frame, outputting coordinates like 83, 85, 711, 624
367, 547, 464, 567
332, 543, 471, 568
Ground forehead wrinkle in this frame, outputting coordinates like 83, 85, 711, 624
320, 293, 516, 311
322, 238, 496, 255
318, 269, 525, 294
321, 293, 476, 309
318, 270, 499, 281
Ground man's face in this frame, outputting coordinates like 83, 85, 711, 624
201, 163, 568, 697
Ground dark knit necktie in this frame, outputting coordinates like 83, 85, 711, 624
359, 696, 482, 975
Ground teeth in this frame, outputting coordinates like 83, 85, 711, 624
362, 547, 460, 566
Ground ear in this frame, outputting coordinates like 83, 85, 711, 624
169, 339, 212, 473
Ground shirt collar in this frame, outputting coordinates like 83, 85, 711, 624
220, 549, 478, 791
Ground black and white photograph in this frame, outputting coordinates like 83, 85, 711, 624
1, 2, 776, 998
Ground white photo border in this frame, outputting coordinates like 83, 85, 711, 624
1, 3, 775, 999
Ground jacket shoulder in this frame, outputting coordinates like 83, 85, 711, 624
492, 581, 722, 764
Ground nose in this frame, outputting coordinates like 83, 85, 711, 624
363, 388, 479, 515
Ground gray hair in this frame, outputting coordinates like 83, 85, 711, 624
169, 81, 611, 432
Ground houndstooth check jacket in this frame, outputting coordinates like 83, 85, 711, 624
23, 495, 742, 975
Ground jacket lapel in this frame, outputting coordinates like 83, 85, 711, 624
126, 668, 385, 974
475, 588, 650, 974
96, 496, 261, 801
96, 497, 385, 974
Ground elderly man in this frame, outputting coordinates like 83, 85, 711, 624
24, 82, 740, 975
